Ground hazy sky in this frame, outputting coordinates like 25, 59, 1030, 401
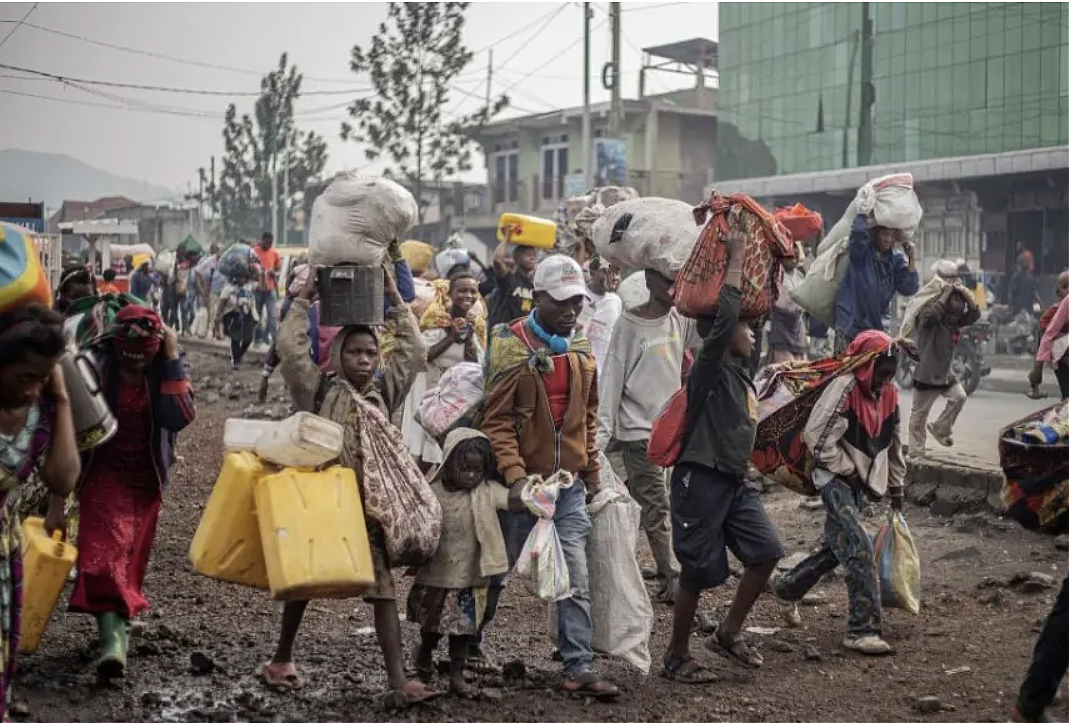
0, 1, 718, 194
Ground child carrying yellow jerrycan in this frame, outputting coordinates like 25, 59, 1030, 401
21, 516, 78, 653
190, 413, 374, 600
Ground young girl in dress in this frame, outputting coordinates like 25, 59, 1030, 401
409, 429, 520, 696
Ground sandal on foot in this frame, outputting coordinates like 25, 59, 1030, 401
562, 672, 619, 700
261, 661, 303, 690
705, 629, 764, 669
926, 423, 953, 447
842, 635, 892, 656
383, 681, 443, 710
661, 655, 717, 684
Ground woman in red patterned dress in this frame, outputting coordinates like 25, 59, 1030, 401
50, 305, 195, 681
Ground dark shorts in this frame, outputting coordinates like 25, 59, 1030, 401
670, 464, 785, 592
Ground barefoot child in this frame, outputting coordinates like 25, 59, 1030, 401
409, 429, 522, 696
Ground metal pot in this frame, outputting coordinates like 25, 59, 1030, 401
59, 347, 117, 451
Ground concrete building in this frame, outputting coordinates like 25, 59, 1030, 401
713, 2, 1068, 299
466, 38, 718, 231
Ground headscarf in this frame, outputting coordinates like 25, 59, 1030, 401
844, 330, 900, 438
110, 305, 163, 362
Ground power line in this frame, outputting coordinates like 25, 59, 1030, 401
0, 61, 368, 96
471, 3, 573, 55
493, 3, 570, 74
0, 19, 359, 85
500, 17, 609, 96
0, 2, 37, 50
621, 2, 687, 12
0, 86, 225, 119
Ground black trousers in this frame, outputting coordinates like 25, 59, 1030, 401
1017, 578, 1068, 720
1056, 354, 1068, 401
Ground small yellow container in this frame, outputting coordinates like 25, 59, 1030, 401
189, 452, 270, 589
497, 213, 557, 249
20, 517, 78, 653
255, 466, 375, 601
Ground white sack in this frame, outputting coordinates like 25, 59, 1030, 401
617, 271, 650, 310
308, 172, 418, 266
156, 249, 176, 278
416, 361, 484, 439
591, 197, 699, 278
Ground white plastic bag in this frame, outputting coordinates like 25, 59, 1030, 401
416, 361, 484, 438
516, 472, 573, 602
617, 271, 650, 310
192, 307, 209, 338
156, 249, 176, 278
308, 172, 418, 267
587, 452, 653, 673
591, 197, 699, 278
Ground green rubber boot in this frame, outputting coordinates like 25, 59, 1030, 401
96, 612, 128, 680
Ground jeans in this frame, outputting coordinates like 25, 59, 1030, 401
255, 290, 278, 345
774, 477, 882, 637
1017, 578, 1068, 721
502, 482, 593, 678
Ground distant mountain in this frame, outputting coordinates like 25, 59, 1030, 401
0, 149, 177, 211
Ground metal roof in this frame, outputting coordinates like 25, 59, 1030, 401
642, 37, 718, 69
709, 146, 1069, 198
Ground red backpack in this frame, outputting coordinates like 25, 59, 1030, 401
648, 387, 689, 467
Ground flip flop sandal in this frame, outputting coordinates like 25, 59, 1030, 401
661, 655, 718, 684
261, 662, 303, 691
382, 684, 444, 711
562, 672, 620, 700
705, 630, 764, 669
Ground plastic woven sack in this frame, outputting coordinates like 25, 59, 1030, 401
874, 511, 921, 615
309, 172, 417, 267
416, 361, 485, 439
673, 192, 794, 319
586, 453, 653, 673
155, 249, 176, 278
516, 472, 573, 602
218, 243, 254, 280
591, 197, 699, 278
0, 221, 52, 316
898, 275, 952, 341
617, 271, 650, 310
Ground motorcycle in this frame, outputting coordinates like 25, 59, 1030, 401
896, 319, 992, 396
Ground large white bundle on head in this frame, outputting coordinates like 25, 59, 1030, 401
591, 197, 699, 278
308, 172, 418, 266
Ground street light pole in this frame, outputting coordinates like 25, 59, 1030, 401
582, 2, 592, 190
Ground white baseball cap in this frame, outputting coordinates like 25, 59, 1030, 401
534, 254, 590, 303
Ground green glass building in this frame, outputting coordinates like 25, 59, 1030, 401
716, 2, 1069, 180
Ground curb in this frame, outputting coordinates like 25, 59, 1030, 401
906, 457, 1005, 518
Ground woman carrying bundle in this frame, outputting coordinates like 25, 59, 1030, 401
0, 304, 80, 718
51, 306, 195, 681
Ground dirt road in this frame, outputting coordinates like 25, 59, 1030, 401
13, 347, 1068, 723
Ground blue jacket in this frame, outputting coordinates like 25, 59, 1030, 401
835, 214, 919, 339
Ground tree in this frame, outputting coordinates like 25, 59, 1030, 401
196, 54, 328, 241
342, 2, 507, 229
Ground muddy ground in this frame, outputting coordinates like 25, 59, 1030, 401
12, 346, 1069, 723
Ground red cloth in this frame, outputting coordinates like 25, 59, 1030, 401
69, 378, 162, 619
844, 330, 900, 438
543, 354, 571, 427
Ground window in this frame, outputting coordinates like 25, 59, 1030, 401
492, 139, 518, 204
541, 135, 568, 201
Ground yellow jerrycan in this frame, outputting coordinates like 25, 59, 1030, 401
189, 451, 270, 589
255, 465, 375, 601
497, 213, 557, 249
20, 516, 78, 653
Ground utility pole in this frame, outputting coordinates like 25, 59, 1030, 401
857, 2, 874, 166
582, 2, 592, 189
607, 2, 622, 138
270, 136, 279, 243
485, 49, 493, 108
197, 167, 206, 237
282, 131, 290, 245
